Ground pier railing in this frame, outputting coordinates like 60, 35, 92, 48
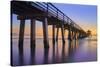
29, 2, 83, 30
27, 2, 84, 31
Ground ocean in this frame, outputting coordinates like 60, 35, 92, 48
11, 36, 97, 66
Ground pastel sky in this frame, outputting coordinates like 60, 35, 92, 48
53, 3, 97, 35
12, 3, 97, 38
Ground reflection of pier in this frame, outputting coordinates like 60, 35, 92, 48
11, 1, 90, 65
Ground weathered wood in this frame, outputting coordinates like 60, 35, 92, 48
56, 27, 59, 42
68, 26, 72, 40
61, 24, 65, 44
42, 17, 49, 48
72, 30, 74, 40
18, 19, 25, 50
52, 25, 55, 44
17, 14, 49, 20
30, 19, 36, 50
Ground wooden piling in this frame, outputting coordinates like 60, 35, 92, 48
52, 24, 55, 44
30, 19, 36, 49
56, 27, 59, 42
68, 26, 71, 40
42, 17, 49, 48
61, 24, 65, 44
72, 30, 74, 40
18, 18, 25, 50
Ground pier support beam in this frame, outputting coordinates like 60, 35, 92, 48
52, 25, 56, 62
42, 17, 49, 48
30, 18, 36, 50
72, 30, 74, 40
77, 32, 80, 39
74, 31, 77, 39
61, 24, 65, 44
73, 31, 75, 39
78, 32, 82, 39
68, 26, 72, 40
56, 27, 59, 42
52, 24, 55, 44
18, 18, 25, 50
76, 32, 78, 39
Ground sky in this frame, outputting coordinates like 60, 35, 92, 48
12, 3, 97, 38
53, 3, 97, 35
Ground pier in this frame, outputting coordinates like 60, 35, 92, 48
11, 1, 89, 52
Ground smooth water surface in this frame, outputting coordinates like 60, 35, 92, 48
11, 36, 97, 66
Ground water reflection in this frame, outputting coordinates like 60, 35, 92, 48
43, 48, 49, 64
68, 40, 78, 62
30, 46, 35, 65
61, 43, 66, 62
12, 38, 97, 66
52, 41, 56, 63
18, 45, 24, 66
55, 40, 60, 63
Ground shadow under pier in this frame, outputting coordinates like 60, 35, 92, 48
30, 44, 36, 65
43, 48, 49, 64
18, 45, 24, 66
